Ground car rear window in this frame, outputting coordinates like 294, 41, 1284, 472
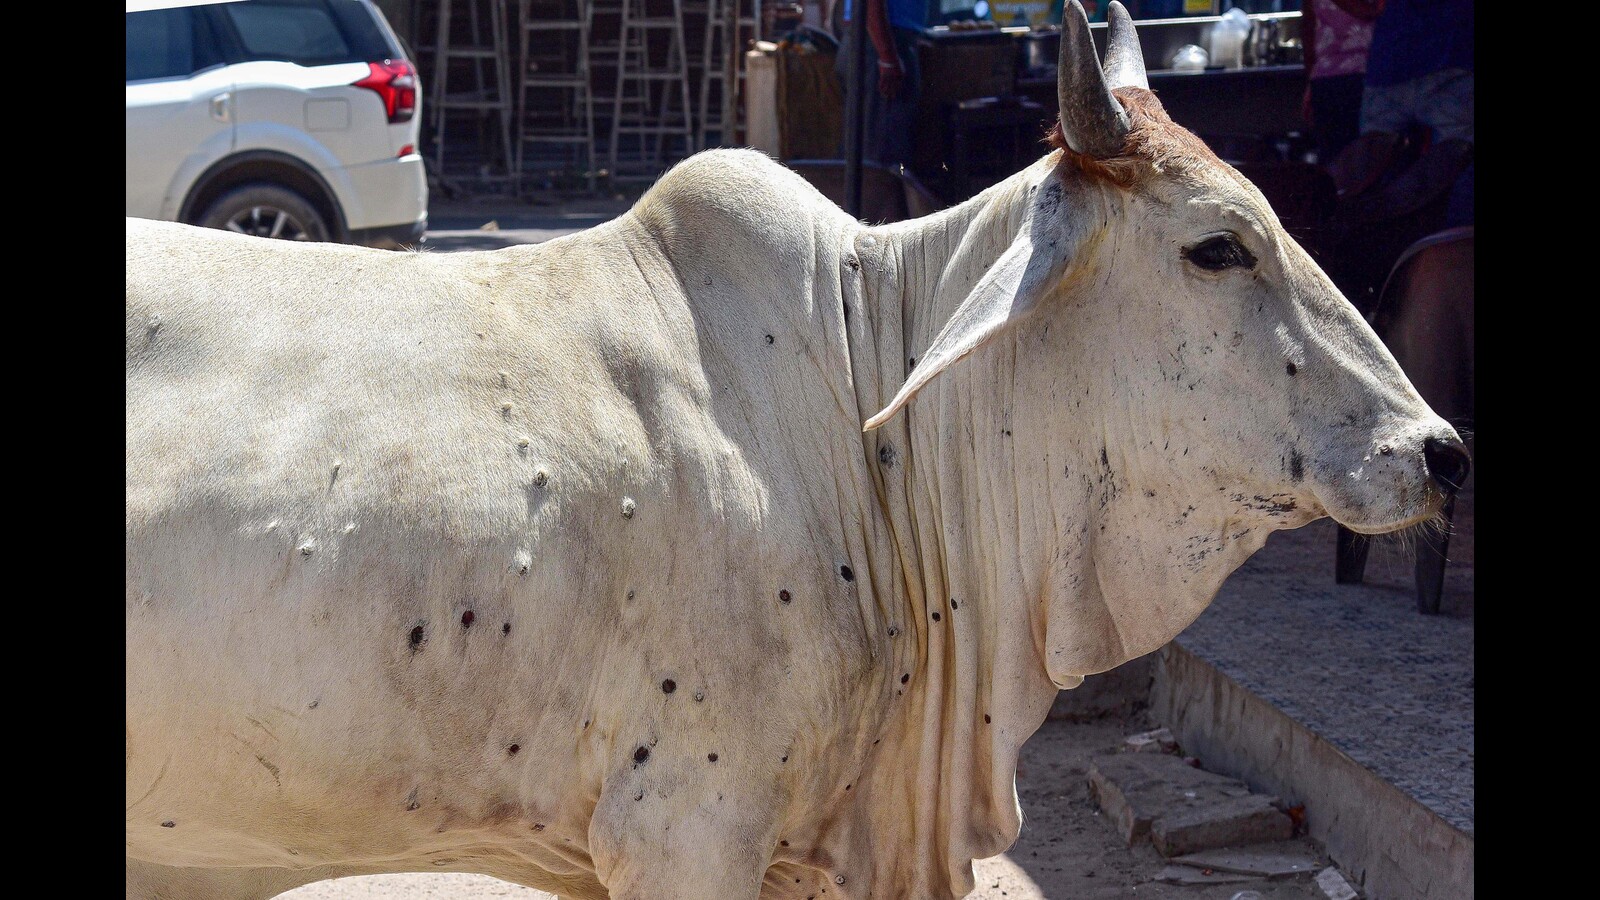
126, 7, 224, 82
220, 0, 392, 66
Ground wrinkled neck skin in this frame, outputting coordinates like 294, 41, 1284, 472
825, 155, 1283, 897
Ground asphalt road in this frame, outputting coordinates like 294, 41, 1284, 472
420, 202, 628, 252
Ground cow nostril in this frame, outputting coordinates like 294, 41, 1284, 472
1423, 437, 1471, 494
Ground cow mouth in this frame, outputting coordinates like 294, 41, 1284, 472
1335, 509, 1442, 536
1310, 437, 1465, 536
1328, 490, 1451, 536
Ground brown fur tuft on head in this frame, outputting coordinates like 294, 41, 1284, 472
1045, 88, 1226, 188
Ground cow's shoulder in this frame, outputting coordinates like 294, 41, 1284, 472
629, 150, 853, 258
643, 148, 835, 214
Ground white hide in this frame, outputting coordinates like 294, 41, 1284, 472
126, 142, 1455, 900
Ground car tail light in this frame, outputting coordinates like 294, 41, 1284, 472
354, 60, 417, 124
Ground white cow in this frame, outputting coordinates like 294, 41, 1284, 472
125, 4, 1467, 898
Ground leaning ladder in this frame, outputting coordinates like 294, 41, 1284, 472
516, 0, 597, 190
693, 0, 759, 149
420, 0, 517, 186
608, 0, 696, 183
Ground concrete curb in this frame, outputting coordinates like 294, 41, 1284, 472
1152, 642, 1474, 900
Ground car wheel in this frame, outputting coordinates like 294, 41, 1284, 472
197, 184, 330, 242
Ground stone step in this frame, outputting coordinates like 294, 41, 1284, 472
1087, 752, 1294, 856
1154, 794, 1296, 857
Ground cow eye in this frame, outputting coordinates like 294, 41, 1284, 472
1183, 234, 1257, 271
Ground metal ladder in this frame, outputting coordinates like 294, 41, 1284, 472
585, 0, 626, 173
693, 0, 759, 149
418, 0, 517, 187
515, 0, 596, 190
608, 0, 696, 183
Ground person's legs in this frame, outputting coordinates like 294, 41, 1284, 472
1369, 67, 1473, 226
871, 27, 922, 170
1359, 77, 1414, 137
1424, 69, 1474, 227
1361, 67, 1473, 145
1416, 68, 1474, 145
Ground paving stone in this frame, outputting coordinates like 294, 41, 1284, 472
1153, 795, 1294, 857
1087, 753, 1291, 855
1089, 753, 1247, 845
1154, 864, 1261, 886
1315, 866, 1360, 900
1172, 846, 1322, 878
1123, 727, 1179, 754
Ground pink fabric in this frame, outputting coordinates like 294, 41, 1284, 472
1311, 0, 1375, 79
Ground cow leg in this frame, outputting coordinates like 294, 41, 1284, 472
1334, 525, 1369, 584
1414, 495, 1455, 614
126, 858, 332, 900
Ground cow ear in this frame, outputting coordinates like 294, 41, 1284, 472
863, 229, 1058, 431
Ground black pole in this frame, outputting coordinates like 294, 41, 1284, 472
843, 0, 867, 218
721, 0, 737, 145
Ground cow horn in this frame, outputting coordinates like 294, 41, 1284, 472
1103, 1, 1148, 90
1058, 0, 1130, 158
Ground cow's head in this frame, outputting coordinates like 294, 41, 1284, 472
863, 2, 1468, 678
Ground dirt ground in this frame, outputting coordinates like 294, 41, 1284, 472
279, 714, 1335, 900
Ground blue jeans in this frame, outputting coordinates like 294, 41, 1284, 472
1360, 68, 1474, 144
1361, 67, 1474, 226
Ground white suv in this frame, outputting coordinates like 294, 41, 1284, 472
126, 0, 427, 247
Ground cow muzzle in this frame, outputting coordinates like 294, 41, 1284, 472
1311, 422, 1469, 535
